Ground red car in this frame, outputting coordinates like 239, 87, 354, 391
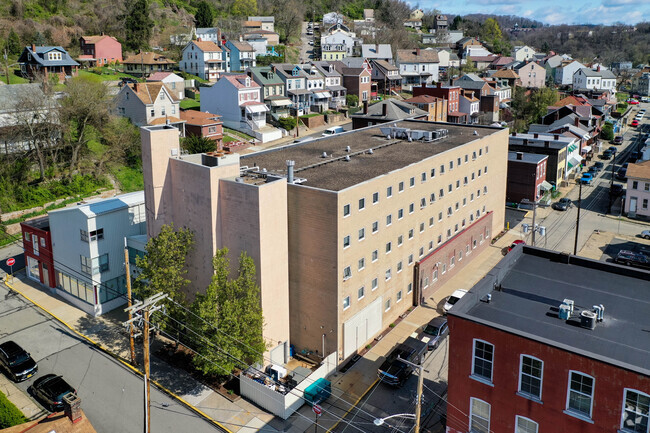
631, 120, 639, 127
508, 240, 526, 252
627, 98, 639, 105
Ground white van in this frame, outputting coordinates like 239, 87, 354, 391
322, 126, 344, 137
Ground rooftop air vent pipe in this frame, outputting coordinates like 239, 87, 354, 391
473, 131, 479, 136
345, 155, 351, 162
368, 149, 374, 154
346, 146, 351, 152
286, 160, 295, 184
321, 151, 328, 158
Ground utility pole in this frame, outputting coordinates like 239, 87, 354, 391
4, 49, 10, 85
398, 356, 425, 433
530, 200, 537, 246
124, 238, 137, 366
124, 293, 168, 433
574, 181, 583, 255
608, 154, 616, 214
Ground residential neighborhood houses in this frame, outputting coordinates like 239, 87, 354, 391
2, 6, 650, 433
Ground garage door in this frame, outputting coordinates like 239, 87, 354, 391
343, 297, 383, 359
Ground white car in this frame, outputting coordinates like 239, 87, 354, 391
443, 289, 468, 314
641, 230, 650, 240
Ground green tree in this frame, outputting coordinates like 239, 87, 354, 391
481, 18, 503, 42
194, 1, 214, 28
278, 116, 296, 131
191, 248, 266, 376
460, 60, 477, 73
183, 135, 218, 154
346, 94, 359, 107
601, 123, 614, 141
450, 15, 463, 30
135, 224, 194, 338
124, 0, 153, 52
231, 0, 257, 17
5, 29, 21, 56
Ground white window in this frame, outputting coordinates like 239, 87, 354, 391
358, 286, 365, 300
397, 261, 403, 272
372, 278, 378, 291
343, 296, 350, 309
515, 416, 538, 433
386, 242, 392, 253
387, 186, 393, 197
343, 266, 351, 280
359, 228, 365, 240
472, 339, 494, 383
407, 283, 412, 293
358, 258, 365, 270
372, 221, 379, 233
621, 389, 650, 433
385, 268, 391, 280
373, 192, 379, 204
566, 371, 594, 419
359, 198, 365, 210
396, 290, 402, 302
519, 355, 543, 400
385, 298, 391, 311
343, 235, 350, 248
386, 214, 392, 226
343, 204, 350, 216
469, 398, 490, 433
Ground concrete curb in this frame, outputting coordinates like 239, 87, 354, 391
325, 378, 379, 433
2, 274, 234, 433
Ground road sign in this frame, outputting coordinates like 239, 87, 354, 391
6, 258, 15, 267
312, 404, 322, 415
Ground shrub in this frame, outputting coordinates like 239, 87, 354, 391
346, 94, 359, 107
601, 123, 614, 141
278, 116, 297, 131
0, 392, 26, 428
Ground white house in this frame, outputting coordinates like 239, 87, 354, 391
512, 45, 536, 62
300, 64, 331, 112
464, 46, 493, 59
573, 67, 617, 92
146, 72, 185, 100
48, 191, 146, 316
459, 93, 479, 124
396, 48, 439, 90
201, 74, 281, 142
195, 27, 221, 43
361, 44, 392, 63
115, 82, 185, 134
554, 60, 585, 85
312, 61, 346, 110
321, 27, 358, 56
248, 16, 274, 32
243, 33, 269, 57
181, 40, 225, 81
436, 49, 460, 69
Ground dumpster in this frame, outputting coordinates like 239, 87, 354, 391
303, 378, 331, 405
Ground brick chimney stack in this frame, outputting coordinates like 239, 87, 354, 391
31, 43, 35, 51
416, 48, 420, 56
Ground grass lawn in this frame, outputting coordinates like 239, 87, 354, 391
0, 69, 29, 84
300, 113, 322, 118
111, 165, 144, 192
616, 103, 629, 114
223, 135, 237, 143
180, 98, 200, 110
285, 46, 300, 64
78, 69, 141, 82
616, 92, 630, 101
223, 127, 255, 141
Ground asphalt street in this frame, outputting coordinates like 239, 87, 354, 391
0, 280, 224, 433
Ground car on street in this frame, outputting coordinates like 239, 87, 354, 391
641, 230, 650, 240
508, 239, 526, 252
610, 184, 624, 197
639, 109, 646, 114
616, 168, 627, 180
552, 197, 573, 211
608, 146, 618, 154
30, 374, 76, 412
600, 150, 613, 160
419, 317, 449, 351
443, 289, 468, 314
614, 250, 650, 270
377, 337, 427, 386
593, 161, 604, 171
627, 98, 639, 104
580, 172, 593, 184
631, 120, 639, 127
0, 341, 38, 382
613, 136, 623, 145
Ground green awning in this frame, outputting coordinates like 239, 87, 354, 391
567, 161, 575, 169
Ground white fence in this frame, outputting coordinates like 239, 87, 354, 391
240, 352, 338, 419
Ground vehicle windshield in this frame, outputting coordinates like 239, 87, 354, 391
423, 324, 440, 336
9, 352, 29, 366
447, 296, 460, 305
323, 130, 334, 135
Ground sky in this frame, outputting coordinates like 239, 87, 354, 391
414, 0, 650, 25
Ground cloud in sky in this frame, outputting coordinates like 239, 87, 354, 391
422, 0, 649, 24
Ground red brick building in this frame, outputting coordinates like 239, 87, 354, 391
413, 83, 466, 123
180, 110, 223, 149
506, 151, 549, 204
20, 217, 55, 288
446, 246, 650, 433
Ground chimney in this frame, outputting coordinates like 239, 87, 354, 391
31, 43, 35, 51
534, 133, 538, 138
375, 43, 379, 54
133, 82, 138, 92
512, 132, 516, 136
382, 102, 388, 117
286, 160, 295, 184
597, 65, 601, 72
437, 82, 442, 89
239, 35, 243, 42
197, 37, 202, 42
574, 117, 580, 127
363, 100, 369, 114
416, 48, 420, 56
217, 29, 222, 46
271, 65, 276, 73
554, 134, 559, 140
516, 152, 523, 160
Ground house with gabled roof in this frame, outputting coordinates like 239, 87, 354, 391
273, 63, 311, 116
122, 52, 175, 77
514, 61, 546, 88
361, 44, 393, 64
396, 48, 439, 90
195, 27, 222, 43
225, 40, 256, 72
573, 67, 617, 93
78, 35, 122, 67
201, 74, 281, 142
115, 82, 185, 133
370, 59, 401, 95
18, 44, 79, 81
248, 65, 291, 120
180, 110, 223, 147
490, 56, 514, 70
248, 16, 275, 32
350, 99, 427, 129
492, 68, 521, 88
555, 60, 585, 86
181, 40, 225, 81
146, 72, 185, 100
511, 45, 536, 62
312, 61, 347, 110
331, 60, 372, 103
402, 95, 447, 122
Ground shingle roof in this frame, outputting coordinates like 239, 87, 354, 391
222, 74, 260, 89
361, 44, 392, 59
0, 83, 46, 112
180, 110, 222, 126
191, 40, 221, 52
371, 59, 398, 73
491, 56, 514, 66
20, 46, 79, 67
123, 52, 175, 65
249, 66, 285, 85
492, 69, 520, 79
403, 95, 443, 104
396, 49, 439, 63
81, 35, 119, 45
627, 160, 650, 180
352, 99, 428, 120
229, 41, 254, 52
127, 82, 179, 104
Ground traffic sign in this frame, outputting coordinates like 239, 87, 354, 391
312, 404, 322, 415
6, 258, 15, 267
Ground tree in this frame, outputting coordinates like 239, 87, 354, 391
231, 0, 257, 17
5, 29, 21, 56
194, 1, 214, 28
273, 0, 304, 43
190, 248, 266, 376
96, 116, 141, 174
450, 15, 463, 30
124, 0, 153, 52
277, 116, 296, 131
135, 224, 194, 339
460, 59, 477, 73
182, 135, 218, 154
481, 18, 503, 43
346, 94, 359, 107
59, 76, 112, 173
601, 123, 614, 141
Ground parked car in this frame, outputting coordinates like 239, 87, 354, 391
631, 120, 639, 127
627, 98, 639, 104
593, 161, 604, 171
508, 239, 526, 252
610, 184, 624, 197
608, 146, 618, 154
419, 317, 449, 351
614, 250, 650, 270
600, 150, 613, 160
580, 173, 593, 184
616, 168, 627, 180
552, 197, 573, 211
322, 126, 344, 137
377, 337, 427, 386
613, 136, 623, 145
443, 289, 468, 314
30, 374, 76, 411
641, 230, 650, 240
0, 341, 38, 382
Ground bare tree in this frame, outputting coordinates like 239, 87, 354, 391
273, 0, 305, 43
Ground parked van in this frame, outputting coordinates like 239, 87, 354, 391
322, 126, 344, 137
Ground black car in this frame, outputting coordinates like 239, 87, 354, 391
616, 168, 627, 181
614, 250, 650, 270
613, 136, 623, 145
30, 374, 76, 411
420, 317, 449, 351
601, 150, 613, 160
552, 197, 573, 211
593, 161, 604, 171
608, 146, 618, 154
610, 184, 624, 197
377, 337, 427, 387
0, 341, 37, 382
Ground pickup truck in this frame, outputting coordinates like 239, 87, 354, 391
377, 337, 427, 387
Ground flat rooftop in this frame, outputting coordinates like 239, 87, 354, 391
451, 246, 650, 375
241, 120, 505, 191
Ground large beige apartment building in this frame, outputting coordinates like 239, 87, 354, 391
141, 120, 508, 365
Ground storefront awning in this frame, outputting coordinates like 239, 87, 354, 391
245, 104, 268, 113
540, 180, 553, 191
581, 145, 592, 154
270, 98, 292, 107
313, 91, 331, 99
567, 156, 582, 169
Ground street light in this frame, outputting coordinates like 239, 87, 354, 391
373, 413, 416, 426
